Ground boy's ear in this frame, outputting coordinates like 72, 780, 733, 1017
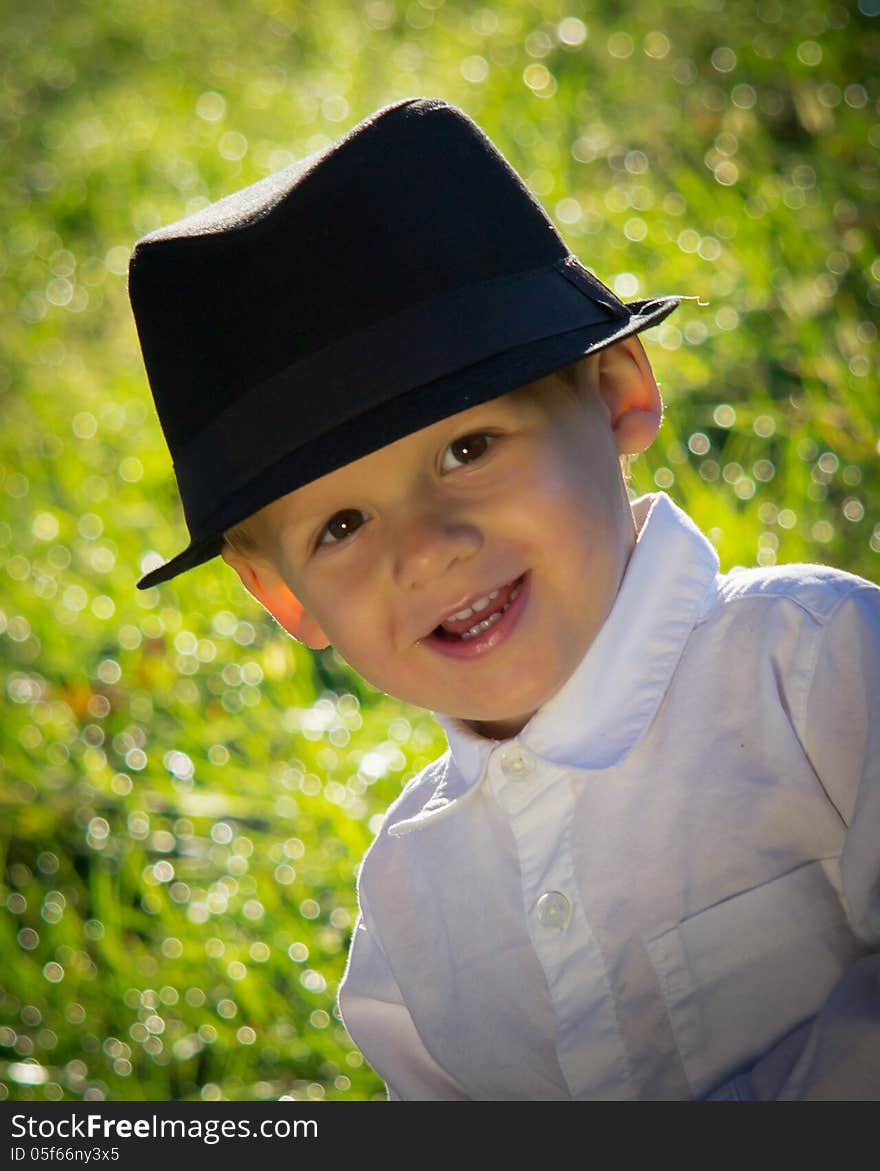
220, 544, 330, 650
594, 336, 663, 455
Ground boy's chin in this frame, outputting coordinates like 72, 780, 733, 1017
463, 710, 536, 740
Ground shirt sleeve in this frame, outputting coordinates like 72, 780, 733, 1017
732, 582, 880, 1100
337, 909, 471, 1101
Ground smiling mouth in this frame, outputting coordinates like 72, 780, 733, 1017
432, 575, 526, 642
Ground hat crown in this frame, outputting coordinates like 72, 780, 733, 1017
129, 98, 567, 454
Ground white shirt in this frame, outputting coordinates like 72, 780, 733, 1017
337, 493, 880, 1100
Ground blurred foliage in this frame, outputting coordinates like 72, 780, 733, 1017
1, 0, 878, 1102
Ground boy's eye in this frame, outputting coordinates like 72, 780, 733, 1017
318, 508, 367, 546
440, 432, 492, 473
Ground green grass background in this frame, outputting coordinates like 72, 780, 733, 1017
1, 0, 878, 1101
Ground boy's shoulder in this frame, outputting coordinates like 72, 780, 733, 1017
712, 560, 879, 624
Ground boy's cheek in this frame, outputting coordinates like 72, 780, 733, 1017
296, 590, 374, 661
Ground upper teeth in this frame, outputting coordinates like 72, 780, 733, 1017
461, 581, 522, 639
445, 589, 499, 624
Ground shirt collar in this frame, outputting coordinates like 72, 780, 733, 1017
437, 491, 720, 785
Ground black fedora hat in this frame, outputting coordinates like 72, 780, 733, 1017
130, 97, 682, 589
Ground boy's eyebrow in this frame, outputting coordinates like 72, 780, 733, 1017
275, 486, 366, 543
279, 504, 335, 542
433, 398, 523, 432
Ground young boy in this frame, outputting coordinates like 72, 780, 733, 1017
129, 98, 880, 1100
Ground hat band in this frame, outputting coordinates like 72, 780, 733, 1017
175, 257, 626, 532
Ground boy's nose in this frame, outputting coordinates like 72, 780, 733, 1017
392, 514, 482, 590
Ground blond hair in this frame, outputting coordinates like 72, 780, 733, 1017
223, 518, 259, 556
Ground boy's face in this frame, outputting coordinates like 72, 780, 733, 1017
227, 339, 660, 738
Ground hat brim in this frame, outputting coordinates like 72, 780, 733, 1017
137, 293, 680, 589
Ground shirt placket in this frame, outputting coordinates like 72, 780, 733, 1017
487, 740, 636, 1100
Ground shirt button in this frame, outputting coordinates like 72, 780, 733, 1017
498, 743, 536, 780
536, 891, 571, 931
